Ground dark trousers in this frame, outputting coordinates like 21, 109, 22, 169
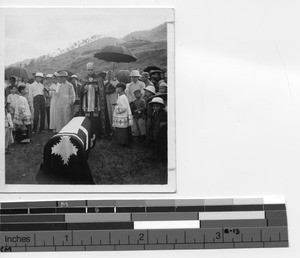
33, 95, 45, 132
46, 106, 50, 129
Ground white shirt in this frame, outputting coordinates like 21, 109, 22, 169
7, 94, 19, 110
125, 81, 145, 103
29, 81, 44, 104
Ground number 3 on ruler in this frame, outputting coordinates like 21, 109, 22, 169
216, 232, 221, 239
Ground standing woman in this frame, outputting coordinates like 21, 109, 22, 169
112, 83, 133, 147
55, 71, 75, 132
49, 72, 61, 133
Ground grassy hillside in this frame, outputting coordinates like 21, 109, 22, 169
22, 23, 167, 78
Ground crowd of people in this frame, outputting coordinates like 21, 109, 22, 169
4, 62, 168, 161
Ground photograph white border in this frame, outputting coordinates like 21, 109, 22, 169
0, 7, 176, 193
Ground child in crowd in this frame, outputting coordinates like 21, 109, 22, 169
158, 82, 167, 94
112, 82, 133, 147
13, 85, 32, 143
143, 85, 156, 143
149, 97, 167, 161
5, 102, 14, 154
157, 82, 168, 109
7, 85, 19, 120
131, 90, 146, 141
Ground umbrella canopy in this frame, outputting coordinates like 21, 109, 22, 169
5, 66, 34, 80
94, 45, 137, 63
144, 66, 163, 73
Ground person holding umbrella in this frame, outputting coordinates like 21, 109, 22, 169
71, 74, 81, 117
55, 71, 76, 132
80, 62, 110, 138
28, 72, 46, 133
104, 70, 118, 127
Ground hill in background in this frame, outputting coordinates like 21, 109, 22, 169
13, 23, 168, 78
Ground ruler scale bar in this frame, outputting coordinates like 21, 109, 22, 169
0, 198, 288, 252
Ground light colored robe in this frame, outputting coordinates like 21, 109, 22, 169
112, 94, 133, 128
56, 81, 75, 132
49, 83, 61, 130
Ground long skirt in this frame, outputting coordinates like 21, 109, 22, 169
115, 127, 132, 145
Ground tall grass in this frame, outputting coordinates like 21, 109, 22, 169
5, 131, 167, 185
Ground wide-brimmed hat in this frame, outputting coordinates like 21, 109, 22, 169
34, 72, 44, 78
71, 75, 78, 79
144, 85, 156, 94
129, 70, 141, 77
115, 82, 126, 91
149, 97, 165, 107
46, 74, 53, 78
141, 72, 150, 78
59, 71, 69, 77
53, 72, 60, 77
159, 82, 167, 88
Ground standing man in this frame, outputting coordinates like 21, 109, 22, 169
141, 72, 154, 87
56, 71, 76, 132
71, 74, 81, 117
104, 70, 118, 127
29, 72, 45, 133
80, 62, 110, 138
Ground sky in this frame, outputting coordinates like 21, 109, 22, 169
4, 8, 173, 65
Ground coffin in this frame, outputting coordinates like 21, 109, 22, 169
36, 117, 96, 184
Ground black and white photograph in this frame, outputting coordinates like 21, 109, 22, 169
0, 7, 175, 192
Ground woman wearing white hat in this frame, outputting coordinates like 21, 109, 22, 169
125, 70, 146, 105
28, 72, 46, 133
49, 72, 61, 132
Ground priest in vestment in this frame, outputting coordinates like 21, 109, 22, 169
80, 62, 110, 138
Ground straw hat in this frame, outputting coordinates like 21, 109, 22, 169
149, 97, 165, 107
129, 70, 141, 77
71, 75, 78, 79
34, 72, 44, 78
144, 85, 156, 94
46, 74, 53, 78
141, 72, 150, 78
53, 72, 60, 77
59, 71, 69, 77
